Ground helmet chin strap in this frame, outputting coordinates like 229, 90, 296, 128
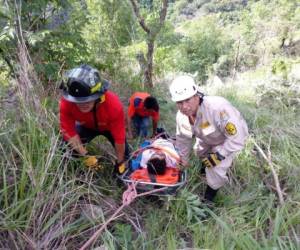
197, 92, 204, 105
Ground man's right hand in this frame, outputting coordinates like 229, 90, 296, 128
201, 152, 225, 168
67, 135, 88, 156
84, 155, 102, 171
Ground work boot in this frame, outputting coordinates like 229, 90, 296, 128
204, 185, 218, 202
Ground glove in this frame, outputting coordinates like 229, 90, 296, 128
202, 152, 225, 168
114, 161, 126, 175
83, 155, 102, 171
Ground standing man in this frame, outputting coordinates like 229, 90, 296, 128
59, 64, 128, 175
169, 75, 248, 202
127, 92, 160, 138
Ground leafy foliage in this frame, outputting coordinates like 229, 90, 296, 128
175, 17, 233, 82
82, 0, 135, 74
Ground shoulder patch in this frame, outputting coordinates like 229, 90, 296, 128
225, 122, 237, 135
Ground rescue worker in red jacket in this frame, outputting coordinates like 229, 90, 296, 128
59, 64, 128, 174
127, 92, 160, 139
169, 75, 248, 202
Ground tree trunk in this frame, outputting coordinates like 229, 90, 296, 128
145, 39, 154, 88
129, 0, 168, 88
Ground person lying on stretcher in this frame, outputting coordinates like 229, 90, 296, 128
130, 138, 181, 184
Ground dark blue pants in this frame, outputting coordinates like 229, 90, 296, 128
132, 115, 150, 138
71, 124, 130, 159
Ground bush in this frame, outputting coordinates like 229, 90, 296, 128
175, 17, 233, 83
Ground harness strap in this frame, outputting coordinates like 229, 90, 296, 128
148, 173, 157, 183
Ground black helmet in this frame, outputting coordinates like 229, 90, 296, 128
61, 64, 109, 103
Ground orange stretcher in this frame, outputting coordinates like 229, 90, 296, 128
130, 167, 180, 184
118, 138, 187, 195
118, 165, 186, 196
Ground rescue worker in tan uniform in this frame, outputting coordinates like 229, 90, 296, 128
169, 75, 249, 202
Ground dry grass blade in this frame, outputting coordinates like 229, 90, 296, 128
253, 140, 284, 205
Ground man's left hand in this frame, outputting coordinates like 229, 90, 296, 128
114, 162, 126, 175
202, 152, 225, 168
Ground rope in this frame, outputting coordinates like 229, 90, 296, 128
122, 183, 138, 205
79, 183, 168, 250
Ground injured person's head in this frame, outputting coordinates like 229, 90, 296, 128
147, 151, 167, 175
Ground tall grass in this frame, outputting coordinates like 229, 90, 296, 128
0, 105, 123, 248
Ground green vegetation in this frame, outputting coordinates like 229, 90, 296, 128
0, 0, 300, 249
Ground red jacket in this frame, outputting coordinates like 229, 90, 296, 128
127, 92, 159, 122
60, 91, 125, 144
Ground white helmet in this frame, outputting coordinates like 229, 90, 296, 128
169, 75, 198, 102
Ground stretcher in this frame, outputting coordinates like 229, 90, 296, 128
118, 140, 187, 196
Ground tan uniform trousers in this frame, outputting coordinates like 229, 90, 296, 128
193, 139, 235, 190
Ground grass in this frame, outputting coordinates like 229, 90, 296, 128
0, 73, 300, 249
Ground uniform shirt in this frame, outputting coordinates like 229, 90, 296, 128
60, 91, 125, 144
127, 92, 159, 122
140, 138, 180, 168
176, 96, 249, 163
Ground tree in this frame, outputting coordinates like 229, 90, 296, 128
129, 0, 168, 88
0, 0, 85, 82
82, 0, 134, 75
